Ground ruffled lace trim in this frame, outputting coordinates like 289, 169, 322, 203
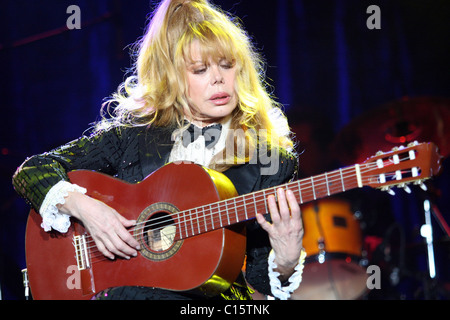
268, 249, 307, 300
39, 180, 87, 233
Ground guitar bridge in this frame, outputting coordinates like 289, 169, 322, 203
73, 235, 90, 271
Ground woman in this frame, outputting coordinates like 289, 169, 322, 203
13, 0, 305, 300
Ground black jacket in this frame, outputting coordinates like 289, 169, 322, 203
13, 124, 298, 298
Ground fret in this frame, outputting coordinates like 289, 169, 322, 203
355, 164, 363, 188
233, 197, 239, 223
217, 202, 223, 228
339, 168, 345, 191
262, 189, 268, 212
209, 204, 214, 230
203, 207, 207, 232
183, 210, 189, 238
297, 180, 303, 204
326, 170, 338, 194
190, 209, 195, 236
311, 176, 316, 200
337, 170, 346, 194
195, 207, 201, 235
325, 172, 330, 196
243, 195, 248, 220
253, 192, 258, 214
225, 199, 230, 226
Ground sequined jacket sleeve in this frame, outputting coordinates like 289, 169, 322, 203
12, 126, 127, 212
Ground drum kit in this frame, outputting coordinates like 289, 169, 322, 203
290, 96, 450, 300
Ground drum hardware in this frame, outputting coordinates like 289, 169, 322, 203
419, 187, 450, 281
21, 268, 29, 300
421, 199, 436, 279
317, 238, 326, 264
314, 203, 327, 264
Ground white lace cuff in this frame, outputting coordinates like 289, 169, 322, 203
268, 249, 307, 300
39, 180, 87, 233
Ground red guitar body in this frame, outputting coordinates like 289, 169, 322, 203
25, 163, 247, 300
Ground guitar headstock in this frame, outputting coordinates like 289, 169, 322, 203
361, 142, 442, 194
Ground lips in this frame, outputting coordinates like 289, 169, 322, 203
209, 93, 231, 105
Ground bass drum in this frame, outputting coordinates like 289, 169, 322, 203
292, 198, 368, 300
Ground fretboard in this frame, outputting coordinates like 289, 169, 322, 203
175, 164, 363, 241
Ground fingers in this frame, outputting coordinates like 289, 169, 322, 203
93, 227, 137, 260
87, 206, 140, 260
114, 212, 141, 249
67, 193, 141, 260
255, 213, 270, 232
258, 188, 304, 272
258, 188, 303, 235
100, 213, 141, 260
267, 188, 300, 222
116, 213, 137, 228
285, 189, 301, 220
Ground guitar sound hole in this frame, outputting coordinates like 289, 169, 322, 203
143, 212, 176, 252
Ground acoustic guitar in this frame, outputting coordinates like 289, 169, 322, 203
24, 142, 441, 299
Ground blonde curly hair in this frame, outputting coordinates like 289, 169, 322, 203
100, 0, 294, 169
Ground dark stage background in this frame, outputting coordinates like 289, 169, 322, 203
1, 0, 449, 300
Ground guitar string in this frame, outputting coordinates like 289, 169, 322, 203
84, 167, 412, 264
80, 162, 370, 249
122, 158, 411, 239
84, 168, 416, 263
81, 160, 412, 258
80, 158, 412, 252
79, 158, 417, 259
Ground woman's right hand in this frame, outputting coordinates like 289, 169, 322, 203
58, 192, 141, 260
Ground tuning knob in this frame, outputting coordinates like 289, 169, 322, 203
381, 186, 396, 196
413, 180, 428, 191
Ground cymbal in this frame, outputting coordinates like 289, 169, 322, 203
332, 96, 450, 165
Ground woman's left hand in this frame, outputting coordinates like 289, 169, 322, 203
256, 188, 304, 281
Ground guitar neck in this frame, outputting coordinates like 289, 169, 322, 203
176, 164, 363, 240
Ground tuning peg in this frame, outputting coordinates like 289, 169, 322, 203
381, 186, 396, 196
414, 180, 428, 191
407, 141, 419, 147
403, 185, 411, 194
396, 183, 411, 194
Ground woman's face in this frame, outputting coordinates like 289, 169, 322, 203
184, 40, 238, 126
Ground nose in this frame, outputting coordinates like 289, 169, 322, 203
211, 65, 224, 84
